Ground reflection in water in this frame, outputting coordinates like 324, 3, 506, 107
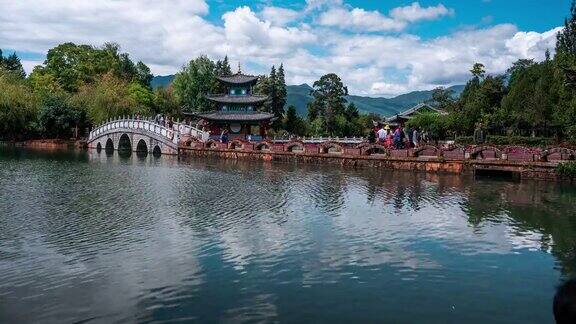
0, 147, 575, 323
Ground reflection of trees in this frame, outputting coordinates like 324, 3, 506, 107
462, 181, 576, 276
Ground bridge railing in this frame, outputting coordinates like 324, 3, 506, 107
89, 117, 210, 144
177, 123, 210, 142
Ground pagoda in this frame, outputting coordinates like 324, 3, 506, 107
191, 66, 275, 141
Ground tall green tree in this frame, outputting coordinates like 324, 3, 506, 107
3, 52, 26, 78
154, 86, 180, 116
274, 64, 287, 128
307, 73, 348, 135
470, 63, 486, 79
0, 71, 38, 139
283, 105, 306, 135
430, 87, 455, 111
172, 55, 216, 112
73, 72, 141, 124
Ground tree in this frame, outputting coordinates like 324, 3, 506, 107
307, 73, 348, 135
253, 65, 288, 129
3, 52, 26, 78
135, 61, 153, 87
28, 66, 64, 98
274, 64, 287, 128
154, 85, 180, 116
73, 73, 141, 124
557, 0, 576, 58
42, 42, 146, 92
212, 56, 233, 94
172, 55, 216, 112
501, 60, 559, 135
38, 95, 83, 138
128, 81, 155, 111
0, 71, 38, 139
430, 87, 455, 111
470, 63, 486, 79
283, 105, 306, 135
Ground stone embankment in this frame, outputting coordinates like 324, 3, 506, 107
179, 139, 576, 181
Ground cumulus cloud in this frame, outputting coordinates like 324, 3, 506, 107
318, 2, 454, 32
318, 7, 406, 32
0, 0, 563, 97
327, 24, 561, 96
390, 2, 454, 22
0, 0, 221, 72
261, 6, 300, 26
223, 7, 317, 57
506, 27, 563, 59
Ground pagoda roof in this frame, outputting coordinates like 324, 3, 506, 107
188, 111, 276, 122
216, 73, 259, 84
207, 94, 268, 104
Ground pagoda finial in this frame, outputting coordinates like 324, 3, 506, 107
237, 62, 242, 74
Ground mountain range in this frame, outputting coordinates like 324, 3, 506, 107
151, 75, 464, 118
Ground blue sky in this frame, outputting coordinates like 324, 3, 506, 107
0, 0, 570, 96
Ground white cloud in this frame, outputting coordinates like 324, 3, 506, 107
318, 7, 406, 32
0, 0, 562, 98
506, 27, 563, 59
390, 2, 454, 22
317, 2, 454, 32
305, 0, 343, 12
223, 7, 317, 57
0, 0, 221, 74
261, 6, 300, 26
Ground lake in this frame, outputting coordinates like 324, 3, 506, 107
0, 148, 575, 323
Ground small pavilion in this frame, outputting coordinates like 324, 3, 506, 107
188, 68, 275, 141
385, 103, 447, 126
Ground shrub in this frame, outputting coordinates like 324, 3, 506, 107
557, 161, 576, 179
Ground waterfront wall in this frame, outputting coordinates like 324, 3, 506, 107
179, 140, 574, 181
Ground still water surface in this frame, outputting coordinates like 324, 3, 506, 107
1, 148, 575, 323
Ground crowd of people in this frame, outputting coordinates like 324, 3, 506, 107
374, 124, 427, 149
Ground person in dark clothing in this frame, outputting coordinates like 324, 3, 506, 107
407, 127, 414, 148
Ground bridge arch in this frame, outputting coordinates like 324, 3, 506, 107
255, 142, 272, 151
105, 138, 114, 152
153, 145, 162, 157
136, 139, 148, 153
286, 141, 305, 153
229, 140, 244, 150
469, 146, 502, 160
118, 134, 132, 152
413, 145, 441, 158
320, 142, 344, 154
361, 144, 388, 156
96, 142, 102, 152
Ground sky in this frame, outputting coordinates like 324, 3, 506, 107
0, 0, 570, 97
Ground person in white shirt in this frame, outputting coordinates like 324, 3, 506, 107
376, 126, 387, 143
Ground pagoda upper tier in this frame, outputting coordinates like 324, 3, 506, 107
206, 94, 267, 104
216, 72, 258, 85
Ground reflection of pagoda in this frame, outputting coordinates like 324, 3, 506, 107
191, 66, 275, 141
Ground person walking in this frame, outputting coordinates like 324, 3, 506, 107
377, 126, 387, 143
474, 123, 485, 145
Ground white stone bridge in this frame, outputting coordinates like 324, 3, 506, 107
88, 118, 209, 155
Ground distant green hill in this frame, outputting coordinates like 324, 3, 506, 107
150, 75, 175, 89
286, 84, 464, 117
151, 75, 464, 118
